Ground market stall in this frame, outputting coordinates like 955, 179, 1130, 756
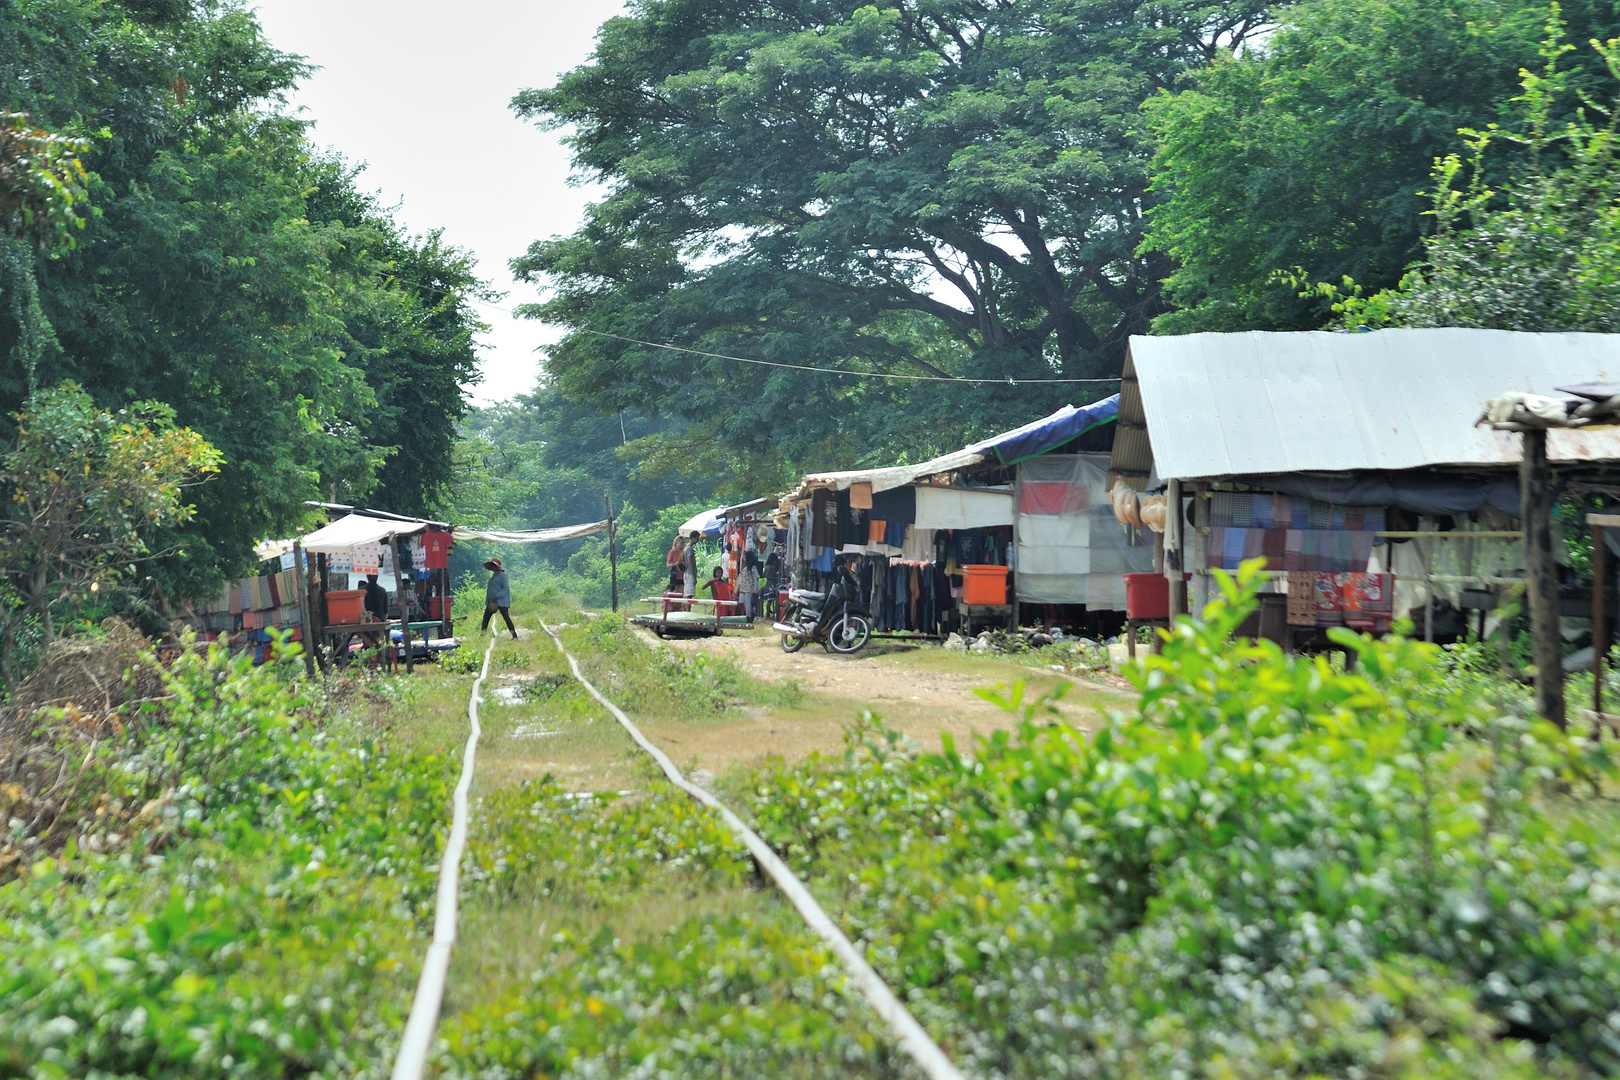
778, 397, 1144, 639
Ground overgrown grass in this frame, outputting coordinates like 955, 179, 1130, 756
564, 612, 803, 719
743, 560, 1620, 1079
0, 639, 452, 1078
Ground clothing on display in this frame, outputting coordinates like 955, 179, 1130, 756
870, 485, 916, 525
811, 489, 838, 548
423, 529, 452, 569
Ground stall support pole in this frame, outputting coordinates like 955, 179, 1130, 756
389, 531, 414, 674
1521, 429, 1564, 729
1594, 519, 1608, 726
606, 494, 619, 613
1165, 478, 1183, 619
1191, 485, 1210, 618
292, 540, 316, 677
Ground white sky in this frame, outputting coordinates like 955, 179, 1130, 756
251, 0, 628, 405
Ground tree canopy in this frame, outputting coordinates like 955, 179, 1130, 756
1325, 33, 1620, 332
1140, 0, 1620, 332
513, 0, 1276, 475
0, 0, 487, 597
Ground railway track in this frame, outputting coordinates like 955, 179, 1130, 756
389, 624, 966, 1080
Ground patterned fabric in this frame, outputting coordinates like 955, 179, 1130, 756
1210, 492, 1385, 532
1206, 528, 1378, 572
1281, 572, 1394, 630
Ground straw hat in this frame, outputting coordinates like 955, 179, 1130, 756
483, 558, 503, 571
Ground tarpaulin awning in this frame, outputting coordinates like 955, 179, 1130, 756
452, 520, 610, 544
302, 513, 427, 553
677, 499, 770, 538
785, 396, 1120, 500
967, 395, 1120, 464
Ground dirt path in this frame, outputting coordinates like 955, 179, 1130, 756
641, 627, 1123, 778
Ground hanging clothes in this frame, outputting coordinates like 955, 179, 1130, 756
811, 489, 839, 548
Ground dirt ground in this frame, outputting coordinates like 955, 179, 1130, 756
463, 619, 1134, 796
636, 626, 1128, 779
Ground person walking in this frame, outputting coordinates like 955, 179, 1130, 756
481, 557, 517, 638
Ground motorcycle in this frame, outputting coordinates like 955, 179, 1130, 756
772, 563, 871, 654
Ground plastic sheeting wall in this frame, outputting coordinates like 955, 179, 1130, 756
1015, 453, 1153, 608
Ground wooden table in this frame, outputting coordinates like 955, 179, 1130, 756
959, 602, 1015, 637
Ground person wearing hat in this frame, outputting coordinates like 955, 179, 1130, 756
481, 557, 517, 638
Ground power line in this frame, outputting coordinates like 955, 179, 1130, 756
398, 276, 1121, 386
576, 329, 1121, 385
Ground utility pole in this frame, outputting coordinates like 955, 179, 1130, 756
605, 494, 619, 613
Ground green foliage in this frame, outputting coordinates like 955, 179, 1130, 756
0, 0, 486, 598
1324, 25, 1620, 332
0, 382, 221, 681
0, 636, 450, 1077
1142, 0, 1620, 333
0, 111, 89, 248
436, 389, 716, 592
439, 778, 904, 1077
576, 613, 802, 715
748, 559, 1620, 1077
511, 0, 1275, 471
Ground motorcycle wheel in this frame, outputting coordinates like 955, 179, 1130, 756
826, 613, 872, 654
780, 603, 809, 653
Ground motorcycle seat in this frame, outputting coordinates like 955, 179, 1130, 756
790, 589, 825, 601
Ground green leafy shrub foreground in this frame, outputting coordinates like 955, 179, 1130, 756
749, 561, 1620, 1079
0, 640, 451, 1078
439, 781, 911, 1078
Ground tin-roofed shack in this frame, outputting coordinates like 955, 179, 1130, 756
1112, 329, 1620, 646
779, 397, 1152, 639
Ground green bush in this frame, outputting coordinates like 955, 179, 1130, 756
439, 778, 905, 1078
747, 559, 1620, 1078
0, 638, 449, 1077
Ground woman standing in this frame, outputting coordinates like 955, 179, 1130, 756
736, 551, 760, 620
481, 557, 517, 638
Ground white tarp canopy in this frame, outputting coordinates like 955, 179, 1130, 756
676, 500, 771, 538
301, 513, 426, 553
914, 487, 1014, 529
453, 521, 609, 544
790, 446, 989, 499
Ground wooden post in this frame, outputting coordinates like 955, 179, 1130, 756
1521, 429, 1565, 728
1191, 485, 1209, 618
1594, 520, 1608, 724
313, 552, 331, 672
388, 531, 414, 674
606, 494, 619, 613
1165, 478, 1183, 618
292, 541, 316, 677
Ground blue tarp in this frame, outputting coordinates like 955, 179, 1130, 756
966, 395, 1120, 465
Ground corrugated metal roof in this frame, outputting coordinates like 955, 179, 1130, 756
1126, 329, 1620, 480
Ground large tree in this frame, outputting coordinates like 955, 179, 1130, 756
1140, 0, 1620, 333
513, 0, 1273, 471
0, 0, 486, 593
